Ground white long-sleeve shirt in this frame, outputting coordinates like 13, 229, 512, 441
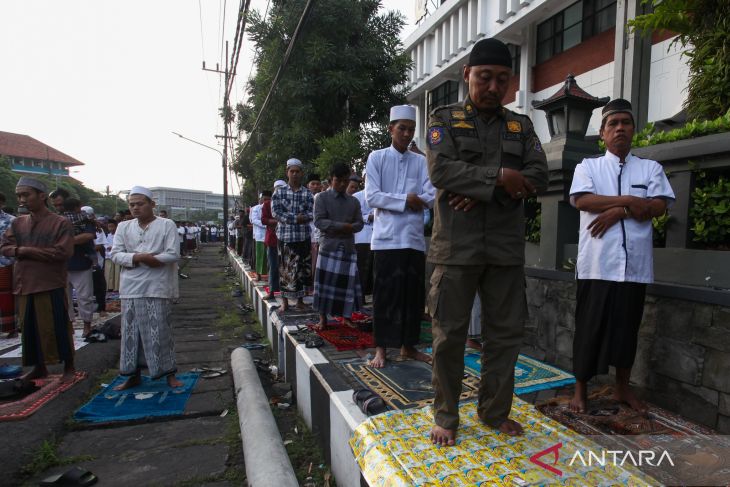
111, 217, 180, 299
352, 190, 373, 245
250, 204, 266, 242
365, 145, 436, 251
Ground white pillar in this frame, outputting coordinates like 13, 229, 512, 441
467, 0, 478, 44
442, 21, 451, 63
458, 5, 468, 51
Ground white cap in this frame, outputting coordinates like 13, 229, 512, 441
80, 205, 94, 216
129, 186, 153, 199
273, 179, 287, 189
286, 158, 303, 168
389, 105, 416, 122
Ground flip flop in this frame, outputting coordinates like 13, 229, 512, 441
0, 364, 22, 379
201, 370, 227, 379
40, 466, 98, 486
352, 388, 388, 416
244, 332, 262, 341
305, 336, 324, 348
241, 343, 266, 350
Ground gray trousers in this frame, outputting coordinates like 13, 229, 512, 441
67, 268, 95, 323
120, 297, 177, 379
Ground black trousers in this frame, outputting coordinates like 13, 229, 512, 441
573, 279, 646, 381
92, 265, 107, 312
372, 249, 425, 348
355, 243, 373, 295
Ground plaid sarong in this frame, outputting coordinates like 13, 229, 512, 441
313, 245, 362, 318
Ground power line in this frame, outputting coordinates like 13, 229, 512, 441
243, 0, 271, 99
226, 0, 251, 101
239, 0, 316, 155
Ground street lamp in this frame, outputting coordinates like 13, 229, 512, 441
171, 131, 229, 245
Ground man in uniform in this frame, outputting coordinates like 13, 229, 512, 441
569, 99, 674, 413
427, 37, 549, 444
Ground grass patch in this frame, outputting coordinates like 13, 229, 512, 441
20, 438, 94, 481
282, 414, 332, 485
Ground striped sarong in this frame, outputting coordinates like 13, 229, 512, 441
120, 298, 177, 379
18, 288, 74, 366
313, 245, 362, 318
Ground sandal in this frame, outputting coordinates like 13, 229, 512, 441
40, 466, 98, 486
244, 332, 262, 341
352, 388, 388, 416
305, 336, 324, 348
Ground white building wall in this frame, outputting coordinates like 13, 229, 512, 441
648, 38, 689, 123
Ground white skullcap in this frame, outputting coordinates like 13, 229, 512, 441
286, 158, 303, 168
273, 179, 287, 189
129, 186, 153, 199
389, 105, 417, 122
80, 205, 94, 216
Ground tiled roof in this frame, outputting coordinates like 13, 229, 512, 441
532, 74, 610, 109
0, 131, 84, 167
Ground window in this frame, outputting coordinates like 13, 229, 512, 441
428, 80, 459, 113
536, 0, 616, 64
507, 44, 521, 75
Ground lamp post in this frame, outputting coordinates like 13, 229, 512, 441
171, 132, 229, 246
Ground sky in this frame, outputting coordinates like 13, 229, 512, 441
0, 0, 416, 196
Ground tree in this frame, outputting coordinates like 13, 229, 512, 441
629, 0, 730, 120
234, 0, 410, 191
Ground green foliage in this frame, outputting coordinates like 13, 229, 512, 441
234, 0, 410, 192
689, 171, 730, 248
0, 156, 124, 216
598, 110, 730, 151
312, 129, 363, 177
524, 197, 541, 243
652, 212, 669, 247
629, 0, 730, 120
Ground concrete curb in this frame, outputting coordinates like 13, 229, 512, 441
231, 347, 299, 487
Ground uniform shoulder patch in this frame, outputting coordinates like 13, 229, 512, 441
450, 110, 466, 120
507, 120, 522, 133
534, 136, 543, 153
429, 126, 445, 147
451, 120, 475, 129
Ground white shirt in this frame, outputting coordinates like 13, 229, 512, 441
210, 226, 218, 235
228, 219, 237, 236
569, 151, 675, 283
176, 226, 185, 243
105, 232, 115, 253
365, 145, 436, 251
111, 217, 180, 299
250, 204, 266, 242
353, 190, 373, 245
93, 230, 106, 267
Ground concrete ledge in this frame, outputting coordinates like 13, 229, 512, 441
231, 347, 298, 487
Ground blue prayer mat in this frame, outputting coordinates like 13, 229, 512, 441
74, 372, 199, 423
463, 352, 575, 394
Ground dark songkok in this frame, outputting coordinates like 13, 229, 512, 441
467, 38, 512, 68
602, 98, 634, 123
306, 173, 321, 184
349, 174, 363, 184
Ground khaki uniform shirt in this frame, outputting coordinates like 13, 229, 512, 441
426, 98, 548, 266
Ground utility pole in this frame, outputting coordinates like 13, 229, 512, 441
203, 41, 236, 245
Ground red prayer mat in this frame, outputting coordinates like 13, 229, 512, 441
0, 371, 87, 422
309, 322, 374, 351
263, 287, 281, 296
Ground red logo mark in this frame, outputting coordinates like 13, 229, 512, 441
529, 442, 563, 476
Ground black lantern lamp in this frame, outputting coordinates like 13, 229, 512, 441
532, 74, 609, 140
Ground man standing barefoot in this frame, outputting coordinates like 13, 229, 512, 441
111, 186, 182, 390
1, 177, 76, 382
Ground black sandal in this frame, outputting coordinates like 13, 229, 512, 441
305, 336, 324, 348
352, 388, 388, 416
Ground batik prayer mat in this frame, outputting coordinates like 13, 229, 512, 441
0, 372, 86, 422
310, 322, 374, 351
73, 372, 199, 423
343, 360, 480, 410
537, 386, 716, 437
463, 352, 576, 395
350, 397, 656, 486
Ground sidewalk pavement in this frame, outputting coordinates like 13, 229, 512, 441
0, 244, 249, 486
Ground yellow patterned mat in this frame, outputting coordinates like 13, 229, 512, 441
350, 397, 656, 486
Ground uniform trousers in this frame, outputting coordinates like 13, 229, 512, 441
429, 264, 526, 430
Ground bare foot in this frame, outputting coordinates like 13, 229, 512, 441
343, 318, 356, 329
465, 338, 482, 351
61, 368, 77, 383
113, 375, 141, 391
614, 384, 647, 413
264, 294, 276, 300
21, 365, 48, 383
430, 425, 456, 446
167, 375, 184, 388
496, 418, 524, 436
369, 347, 386, 368
400, 345, 432, 363
569, 392, 587, 413
312, 318, 328, 331
281, 299, 289, 312
82, 323, 92, 338
295, 300, 307, 311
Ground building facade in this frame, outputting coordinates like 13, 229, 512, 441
149, 186, 237, 220
404, 0, 687, 145
0, 130, 84, 178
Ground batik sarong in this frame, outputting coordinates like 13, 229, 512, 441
278, 240, 311, 300
120, 297, 177, 379
313, 245, 362, 318
17, 288, 74, 366
254, 241, 268, 275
